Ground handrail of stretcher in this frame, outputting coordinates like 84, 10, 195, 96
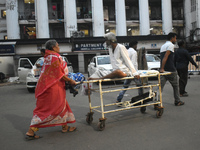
77, 71, 172, 84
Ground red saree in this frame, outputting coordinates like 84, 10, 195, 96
30, 50, 75, 128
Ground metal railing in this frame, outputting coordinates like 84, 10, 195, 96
188, 52, 200, 74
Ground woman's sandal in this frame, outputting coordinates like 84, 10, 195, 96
62, 126, 77, 133
26, 134, 42, 140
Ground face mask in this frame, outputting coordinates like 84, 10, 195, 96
104, 41, 112, 49
103, 42, 112, 49
103, 42, 107, 50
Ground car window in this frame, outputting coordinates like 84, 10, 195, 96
97, 56, 110, 65
146, 55, 160, 62
20, 59, 31, 67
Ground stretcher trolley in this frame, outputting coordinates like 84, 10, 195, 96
82, 71, 171, 131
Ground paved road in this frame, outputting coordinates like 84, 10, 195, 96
0, 75, 200, 150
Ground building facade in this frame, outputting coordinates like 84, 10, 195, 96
0, 0, 200, 76
1, 0, 187, 39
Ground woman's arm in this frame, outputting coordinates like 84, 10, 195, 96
62, 75, 76, 86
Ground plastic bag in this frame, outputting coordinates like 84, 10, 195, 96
81, 82, 93, 96
66, 72, 86, 97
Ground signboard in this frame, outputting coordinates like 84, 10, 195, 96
74, 42, 129, 51
74, 43, 105, 51
0, 45, 15, 55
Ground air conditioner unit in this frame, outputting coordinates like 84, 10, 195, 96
71, 31, 85, 37
84, 14, 91, 18
72, 31, 78, 37
190, 29, 200, 42
79, 31, 85, 37
125, 6, 130, 9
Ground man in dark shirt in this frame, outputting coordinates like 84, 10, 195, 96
160, 32, 184, 106
175, 40, 198, 97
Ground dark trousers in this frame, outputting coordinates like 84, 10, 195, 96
117, 78, 143, 102
177, 68, 188, 95
160, 72, 180, 103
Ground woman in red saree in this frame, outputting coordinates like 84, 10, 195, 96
26, 40, 76, 140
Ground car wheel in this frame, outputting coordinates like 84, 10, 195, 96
27, 88, 35, 93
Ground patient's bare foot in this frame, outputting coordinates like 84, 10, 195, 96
88, 77, 100, 80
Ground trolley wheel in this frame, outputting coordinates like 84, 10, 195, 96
140, 107, 146, 113
98, 120, 105, 131
156, 108, 164, 118
86, 112, 94, 124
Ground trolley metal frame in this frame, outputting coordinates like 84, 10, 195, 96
82, 72, 171, 131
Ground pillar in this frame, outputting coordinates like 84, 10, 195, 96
91, 0, 105, 36
162, 0, 173, 34
197, 0, 200, 28
64, 0, 77, 38
184, 0, 191, 41
78, 53, 85, 73
139, 0, 150, 35
35, 0, 50, 38
6, 0, 20, 39
115, 0, 127, 36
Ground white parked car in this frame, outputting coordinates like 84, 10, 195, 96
18, 56, 73, 92
88, 54, 160, 77
146, 54, 160, 71
88, 55, 113, 77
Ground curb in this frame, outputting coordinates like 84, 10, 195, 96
0, 82, 20, 87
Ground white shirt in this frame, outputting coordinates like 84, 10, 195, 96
127, 47, 138, 71
160, 41, 175, 53
109, 44, 138, 76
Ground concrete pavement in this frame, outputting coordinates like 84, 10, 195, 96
0, 75, 200, 150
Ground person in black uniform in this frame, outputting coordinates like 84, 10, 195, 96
175, 40, 198, 97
